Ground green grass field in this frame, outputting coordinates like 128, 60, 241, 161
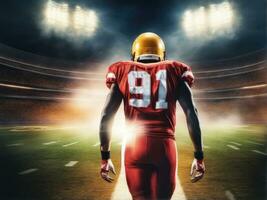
0, 125, 266, 200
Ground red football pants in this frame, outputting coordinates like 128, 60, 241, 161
124, 135, 177, 200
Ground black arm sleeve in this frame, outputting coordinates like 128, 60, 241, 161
177, 81, 203, 154
99, 84, 123, 152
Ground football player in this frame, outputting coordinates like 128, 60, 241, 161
99, 32, 205, 200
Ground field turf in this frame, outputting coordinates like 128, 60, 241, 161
0, 125, 266, 200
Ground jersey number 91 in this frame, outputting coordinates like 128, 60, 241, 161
128, 70, 168, 109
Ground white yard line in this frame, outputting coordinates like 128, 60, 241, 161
7, 143, 24, 147
227, 145, 239, 150
92, 142, 100, 147
171, 176, 187, 200
245, 140, 264, 146
65, 161, 79, 167
251, 150, 267, 156
10, 126, 48, 132
43, 141, 58, 145
203, 145, 210, 149
18, 168, 38, 175
62, 141, 79, 147
243, 128, 258, 132
229, 141, 242, 146
225, 190, 236, 200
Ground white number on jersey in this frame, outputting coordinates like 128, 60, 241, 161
155, 70, 168, 109
128, 70, 168, 109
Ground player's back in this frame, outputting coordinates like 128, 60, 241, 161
106, 60, 194, 139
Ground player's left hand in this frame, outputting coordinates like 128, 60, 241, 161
190, 158, 205, 183
100, 159, 116, 183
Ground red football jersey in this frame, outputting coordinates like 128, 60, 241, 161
106, 60, 194, 139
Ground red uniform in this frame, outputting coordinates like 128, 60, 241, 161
106, 60, 194, 200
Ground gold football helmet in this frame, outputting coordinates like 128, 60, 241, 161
131, 32, 166, 61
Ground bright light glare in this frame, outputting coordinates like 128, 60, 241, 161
182, 1, 236, 38
73, 6, 98, 37
44, 1, 69, 32
42, 0, 98, 39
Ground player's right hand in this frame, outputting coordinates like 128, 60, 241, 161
100, 159, 116, 183
190, 158, 205, 183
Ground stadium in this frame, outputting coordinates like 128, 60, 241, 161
0, 0, 266, 200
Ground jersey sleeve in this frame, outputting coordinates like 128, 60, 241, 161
181, 63, 194, 87
173, 61, 195, 87
105, 62, 119, 89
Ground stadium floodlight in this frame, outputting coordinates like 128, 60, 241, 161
182, 10, 194, 37
42, 0, 98, 40
73, 6, 98, 37
44, 0, 69, 32
182, 1, 236, 38
194, 7, 206, 35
